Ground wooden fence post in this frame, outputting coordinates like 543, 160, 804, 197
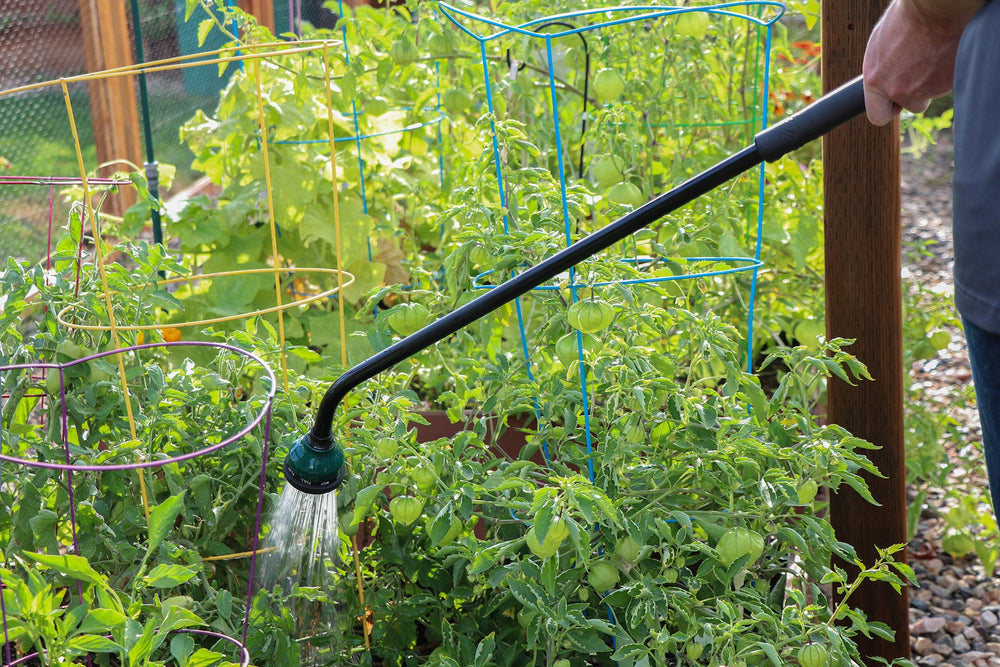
78, 0, 142, 217
242, 0, 276, 32
823, 1, 910, 663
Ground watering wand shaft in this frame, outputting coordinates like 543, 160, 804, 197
295, 75, 865, 489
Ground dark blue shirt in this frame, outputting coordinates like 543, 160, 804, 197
953, 0, 1000, 333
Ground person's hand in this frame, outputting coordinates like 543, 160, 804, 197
863, 0, 977, 125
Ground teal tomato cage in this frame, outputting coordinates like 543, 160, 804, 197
437, 2, 783, 479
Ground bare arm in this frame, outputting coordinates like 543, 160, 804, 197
863, 0, 986, 125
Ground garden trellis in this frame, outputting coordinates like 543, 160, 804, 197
0, 35, 364, 664
437, 1, 781, 479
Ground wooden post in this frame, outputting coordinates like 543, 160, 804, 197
823, 1, 910, 663
242, 0, 276, 32
78, 0, 142, 217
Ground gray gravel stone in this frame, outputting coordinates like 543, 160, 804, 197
915, 617, 950, 635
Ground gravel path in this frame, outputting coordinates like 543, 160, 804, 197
899, 130, 1000, 666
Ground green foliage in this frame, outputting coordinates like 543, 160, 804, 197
0, 0, 962, 665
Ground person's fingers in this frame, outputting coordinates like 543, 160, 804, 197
863, 80, 900, 126
905, 97, 931, 115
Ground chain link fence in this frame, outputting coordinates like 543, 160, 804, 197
0, 0, 342, 264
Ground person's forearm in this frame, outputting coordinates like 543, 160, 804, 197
903, 0, 986, 34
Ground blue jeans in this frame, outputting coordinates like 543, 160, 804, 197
963, 317, 1000, 516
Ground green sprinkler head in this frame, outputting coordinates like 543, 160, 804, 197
283, 434, 347, 495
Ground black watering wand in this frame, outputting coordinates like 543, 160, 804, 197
283, 75, 867, 495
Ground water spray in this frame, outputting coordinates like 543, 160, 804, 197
282, 75, 867, 495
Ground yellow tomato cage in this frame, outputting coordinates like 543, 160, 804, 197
0, 38, 371, 651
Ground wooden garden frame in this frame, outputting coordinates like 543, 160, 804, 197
824, 0, 910, 662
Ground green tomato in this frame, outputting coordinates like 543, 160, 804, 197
615, 536, 642, 564
412, 465, 436, 491
674, 11, 711, 39
542, 517, 570, 548
607, 181, 646, 208
567, 300, 615, 333
587, 561, 620, 592
374, 437, 399, 459
55, 340, 89, 362
389, 37, 419, 66
387, 302, 430, 336
56, 340, 94, 380
796, 480, 819, 505
593, 68, 625, 102
427, 32, 452, 56
716, 527, 765, 567
388, 496, 424, 526
525, 528, 559, 558
339, 509, 360, 536
469, 243, 491, 267
591, 154, 626, 190
553, 660, 571, 667
442, 88, 474, 116
797, 643, 829, 667
555, 331, 600, 366
434, 516, 463, 547
45, 369, 64, 397
941, 531, 976, 558
685, 642, 705, 661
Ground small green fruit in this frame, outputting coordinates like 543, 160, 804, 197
389, 37, 419, 66
386, 302, 430, 336
797, 643, 829, 667
388, 496, 424, 526
374, 438, 398, 459
591, 154, 626, 190
607, 181, 645, 208
469, 243, 491, 267
587, 561, 620, 592
544, 517, 570, 544
442, 88, 474, 116
685, 642, 704, 660
45, 370, 63, 397
567, 300, 615, 333
796, 480, 819, 505
593, 68, 626, 102
716, 527, 765, 567
427, 32, 452, 56
339, 509, 360, 536
615, 536, 642, 564
412, 465, 436, 491
434, 517, 463, 547
555, 331, 600, 366
526, 528, 559, 558
941, 531, 976, 558
674, 11, 711, 39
